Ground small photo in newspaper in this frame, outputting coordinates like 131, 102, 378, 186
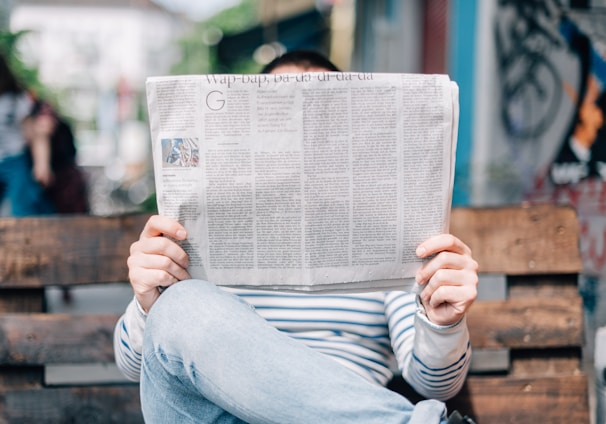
161, 137, 200, 168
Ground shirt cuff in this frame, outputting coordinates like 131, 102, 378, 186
134, 296, 149, 320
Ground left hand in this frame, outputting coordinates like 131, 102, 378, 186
415, 234, 478, 326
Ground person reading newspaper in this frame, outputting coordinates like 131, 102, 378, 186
114, 50, 478, 424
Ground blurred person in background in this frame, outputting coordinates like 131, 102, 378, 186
0, 52, 54, 216
25, 98, 90, 215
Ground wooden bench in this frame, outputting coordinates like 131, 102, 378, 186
390, 204, 589, 423
0, 204, 589, 423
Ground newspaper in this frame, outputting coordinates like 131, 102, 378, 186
146, 72, 459, 292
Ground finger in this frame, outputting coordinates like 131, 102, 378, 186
420, 268, 477, 302
422, 285, 477, 326
128, 252, 191, 283
129, 267, 179, 291
130, 236, 190, 269
425, 283, 477, 311
141, 215, 187, 240
416, 251, 478, 285
416, 234, 472, 258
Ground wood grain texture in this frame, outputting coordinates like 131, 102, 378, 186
0, 206, 589, 422
450, 205, 582, 275
0, 289, 44, 313
447, 375, 590, 423
0, 214, 150, 288
389, 374, 589, 423
0, 386, 143, 424
0, 294, 582, 366
466, 296, 584, 349
0, 314, 118, 365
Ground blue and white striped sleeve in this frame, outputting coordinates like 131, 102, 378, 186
113, 297, 147, 382
384, 291, 471, 401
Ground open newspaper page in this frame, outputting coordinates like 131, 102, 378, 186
146, 72, 459, 292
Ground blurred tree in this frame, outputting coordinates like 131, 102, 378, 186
171, 0, 260, 75
0, 31, 40, 90
0, 29, 58, 107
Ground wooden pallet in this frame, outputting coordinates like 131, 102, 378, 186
0, 205, 589, 423
390, 204, 588, 422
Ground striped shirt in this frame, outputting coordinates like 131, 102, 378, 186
114, 287, 471, 401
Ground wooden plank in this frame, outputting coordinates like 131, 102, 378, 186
511, 348, 584, 376
446, 375, 590, 424
466, 296, 584, 349
0, 296, 584, 364
389, 374, 589, 423
0, 386, 143, 424
0, 289, 44, 313
0, 314, 118, 365
447, 348, 582, 377
0, 367, 43, 390
450, 205, 582, 275
0, 205, 580, 285
0, 214, 150, 288
0, 206, 581, 282
508, 274, 580, 299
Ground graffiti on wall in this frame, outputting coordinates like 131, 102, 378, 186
494, 0, 606, 276
495, 0, 564, 140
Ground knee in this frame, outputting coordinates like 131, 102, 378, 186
144, 280, 245, 345
148, 280, 221, 323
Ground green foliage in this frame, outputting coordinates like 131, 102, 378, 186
171, 0, 260, 75
0, 31, 40, 91
140, 192, 158, 213
0, 30, 59, 107
206, 0, 257, 33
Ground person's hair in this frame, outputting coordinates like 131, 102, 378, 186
261, 50, 341, 73
0, 53, 22, 95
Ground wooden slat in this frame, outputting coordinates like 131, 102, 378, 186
446, 375, 590, 424
511, 348, 584, 376
3, 297, 580, 365
0, 367, 43, 390
466, 296, 584, 349
0, 206, 590, 423
508, 274, 580, 299
450, 205, 582, 275
0, 206, 581, 283
0, 289, 44, 313
389, 374, 590, 423
0, 288, 584, 363
0, 214, 150, 288
0, 386, 143, 424
0, 314, 118, 365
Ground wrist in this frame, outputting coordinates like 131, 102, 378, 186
135, 290, 159, 314
415, 295, 464, 328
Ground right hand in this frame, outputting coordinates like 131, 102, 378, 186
128, 215, 191, 312
32, 161, 54, 187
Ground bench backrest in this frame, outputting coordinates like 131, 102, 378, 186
0, 205, 589, 423
390, 204, 588, 423
0, 213, 149, 423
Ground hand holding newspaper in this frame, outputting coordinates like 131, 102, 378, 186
146, 72, 459, 292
